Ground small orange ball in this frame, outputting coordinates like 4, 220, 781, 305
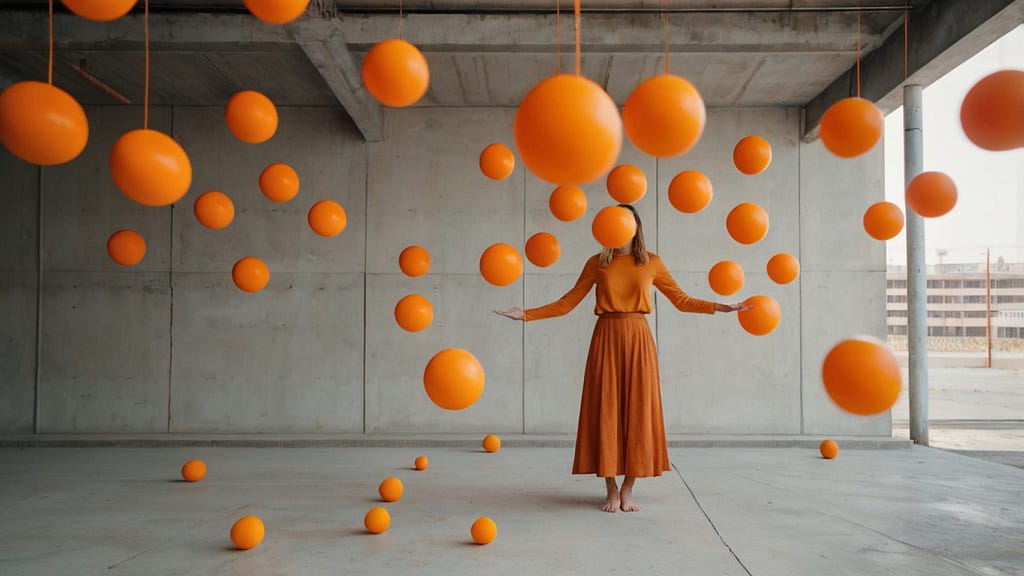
733, 135, 772, 175
225, 90, 278, 144
378, 477, 404, 502
471, 516, 497, 545
61, 0, 136, 21
399, 245, 431, 277
905, 171, 957, 218
822, 337, 902, 416
707, 260, 744, 296
668, 170, 713, 214
259, 163, 300, 203
107, 229, 146, 267
606, 164, 647, 204
738, 295, 781, 336
862, 201, 904, 241
362, 39, 430, 108
524, 232, 560, 268
110, 129, 192, 207
622, 74, 706, 158
307, 200, 347, 237
482, 434, 501, 453
181, 459, 207, 482
548, 185, 587, 222
819, 439, 839, 459
193, 191, 235, 230
592, 206, 637, 249
479, 143, 515, 180
364, 506, 391, 534
414, 455, 429, 471
960, 69, 1024, 151
243, 0, 309, 25
479, 243, 523, 287
766, 253, 800, 285
0, 81, 89, 166
232, 257, 270, 293
394, 294, 434, 332
423, 348, 486, 411
230, 516, 265, 550
726, 202, 769, 245
820, 97, 884, 158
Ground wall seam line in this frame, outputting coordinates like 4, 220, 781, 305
167, 106, 176, 434
34, 166, 43, 434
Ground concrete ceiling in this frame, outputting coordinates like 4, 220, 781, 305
1, 0, 1022, 142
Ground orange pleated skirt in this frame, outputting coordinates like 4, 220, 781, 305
572, 312, 670, 478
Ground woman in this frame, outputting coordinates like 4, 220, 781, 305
496, 204, 744, 513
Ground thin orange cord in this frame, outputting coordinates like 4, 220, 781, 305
856, 0, 861, 98
664, 0, 669, 74
574, 0, 580, 75
48, 0, 53, 84
556, 0, 560, 74
399, 0, 403, 40
144, 0, 149, 129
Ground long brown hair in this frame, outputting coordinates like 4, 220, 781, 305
598, 204, 650, 266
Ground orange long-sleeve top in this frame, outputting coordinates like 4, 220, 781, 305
524, 253, 717, 321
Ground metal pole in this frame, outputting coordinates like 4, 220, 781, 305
904, 84, 928, 446
986, 248, 992, 368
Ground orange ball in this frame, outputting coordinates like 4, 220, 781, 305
479, 143, 515, 180
905, 171, 957, 218
819, 439, 839, 460
819, 97, 884, 158
307, 200, 347, 237
378, 477, 404, 502
822, 337, 902, 415
862, 201, 904, 241
414, 455, 429, 471
107, 230, 146, 267
622, 74, 706, 158
61, 0, 136, 21
524, 232, 560, 268
482, 434, 501, 453
591, 206, 637, 249
230, 516, 265, 550
479, 243, 523, 287
668, 170, 712, 214
606, 164, 647, 204
364, 506, 391, 534
738, 295, 781, 336
733, 135, 772, 175
243, 0, 309, 24
362, 39, 430, 108
766, 253, 800, 285
225, 90, 278, 144
514, 74, 622, 185
423, 348, 485, 411
394, 294, 434, 333
960, 69, 1024, 151
232, 257, 270, 293
549, 185, 587, 222
470, 516, 497, 545
193, 191, 235, 230
181, 459, 207, 482
111, 129, 192, 207
726, 202, 769, 245
399, 245, 430, 277
707, 260, 744, 296
0, 81, 88, 166
259, 163, 300, 203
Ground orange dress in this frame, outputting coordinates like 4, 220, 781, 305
525, 253, 716, 477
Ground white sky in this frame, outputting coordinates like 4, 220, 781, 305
883, 25, 1024, 266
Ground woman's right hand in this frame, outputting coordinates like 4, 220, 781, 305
494, 306, 524, 321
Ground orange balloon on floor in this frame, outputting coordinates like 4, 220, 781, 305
766, 253, 800, 285
622, 74, 706, 158
243, 0, 309, 24
707, 260, 744, 296
862, 201, 904, 241
733, 135, 772, 175
726, 202, 769, 245
259, 163, 299, 203
960, 69, 1024, 151
668, 170, 713, 214
592, 206, 637, 249
819, 439, 839, 459
905, 171, 957, 218
820, 97, 883, 158
0, 81, 89, 166
479, 143, 515, 180
479, 243, 523, 286
399, 245, 430, 277
61, 0, 136, 21
525, 232, 560, 268
423, 348, 485, 411
232, 257, 270, 293
362, 39, 430, 108
181, 459, 206, 482
193, 191, 235, 230
110, 129, 192, 207
738, 295, 780, 336
482, 434, 501, 453
308, 200, 347, 237
471, 517, 497, 545
364, 507, 390, 534
230, 516, 265, 550
225, 90, 278, 144
107, 230, 146, 267
606, 164, 647, 204
378, 477, 403, 502
394, 294, 433, 332
514, 74, 622, 185
822, 337, 902, 415
549, 185, 587, 222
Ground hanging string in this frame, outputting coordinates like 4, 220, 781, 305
664, 0, 669, 74
556, 0, 560, 75
903, 0, 909, 80
144, 0, 150, 128
398, 0, 403, 40
47, 0, 53, 84
574, 0, 580, 76
856, 0, 861, 98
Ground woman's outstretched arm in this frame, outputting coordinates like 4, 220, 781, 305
494, 256, 598, 322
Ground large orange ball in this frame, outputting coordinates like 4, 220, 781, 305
378, 477, 403, 502
905, 171, 957, 218
110, 129, 192, 207
822, 337, 902, 415
181, 459, 206, 482
707, 260, 744, 296
243, 0, 309, 24
232, 257, 270, 293
479, 243, 523, 287
960, 70, 1024, 151
259, 163, 299, 203
766, 253, 800, 285
819, 439, 839, 459
733, 135, 772, 175
399, 245, 430, 277
606, 164, 647, 204
307, 200, 347, 237
819, 97, 884, 158
862, 201, 904, 241
230, 516, 265, 550
524, 232, 560, 268
61, 0, 136, 21
549, 185, 587, 222
726, 202, 769, 245
471, 516, 497, 545
514, 74, 622, 185
107, 229, 146, 267
592, 206, 637, 249
668, 170, 712, 214
394, 294, 434, 333
423, 348, 485, 411
193, 191, 235, 230
362, 39, 430, 108
364, 506, 391, 534
225, 90, 278, 144
479, 143, 515, 180
622, 74, 706, 158
738, 295, 781, 336
0, 81, 88, 166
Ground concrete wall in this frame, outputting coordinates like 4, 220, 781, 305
0, 104, 888, 436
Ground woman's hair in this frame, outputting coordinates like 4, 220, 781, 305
598, 204, 650, 266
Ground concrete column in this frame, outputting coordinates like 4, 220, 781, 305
903, 84, 929, 446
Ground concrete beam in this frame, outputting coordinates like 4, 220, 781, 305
803, 0, 1024, 141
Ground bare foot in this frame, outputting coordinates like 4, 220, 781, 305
602, 478, 619, 513
619, 485, 641, 512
